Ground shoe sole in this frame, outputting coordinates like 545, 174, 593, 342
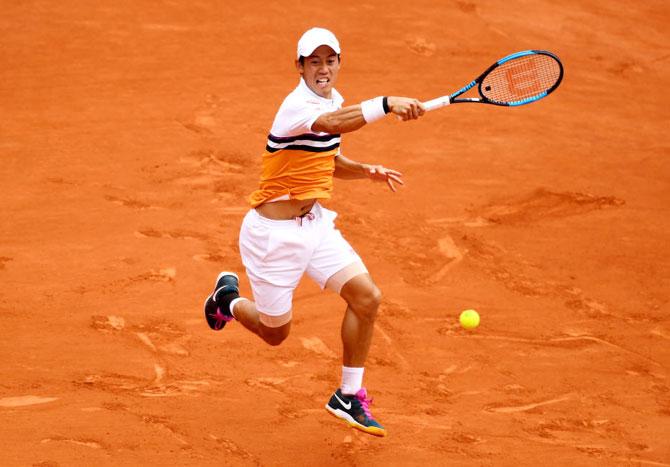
324, 404, 387, 437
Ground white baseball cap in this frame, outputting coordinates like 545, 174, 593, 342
296, 27, 340, 59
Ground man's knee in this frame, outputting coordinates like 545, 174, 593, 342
264, 330, 289, 346
349, 284, 382, 319
259, 322, 291, 346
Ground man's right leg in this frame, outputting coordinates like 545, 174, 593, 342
204, 271, 292, 346
224, 208, 306, 346
232, 299, 291, 346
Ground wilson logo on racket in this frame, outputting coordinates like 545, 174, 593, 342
424, 50, 563, 110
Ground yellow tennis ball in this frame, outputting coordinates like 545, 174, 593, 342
459, 309, 480, 330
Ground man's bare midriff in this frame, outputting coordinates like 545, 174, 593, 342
255, 198, 317, 220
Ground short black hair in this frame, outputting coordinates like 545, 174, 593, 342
298, 54, 341, 65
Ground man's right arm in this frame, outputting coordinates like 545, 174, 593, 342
312, 97, 426, 134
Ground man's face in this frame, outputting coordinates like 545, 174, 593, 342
297, 45, 340, 98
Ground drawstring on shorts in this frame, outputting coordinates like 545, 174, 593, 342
296, 212, 315, 226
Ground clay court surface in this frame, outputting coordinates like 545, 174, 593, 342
1, 1, 669, 465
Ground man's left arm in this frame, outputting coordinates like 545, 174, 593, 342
334, 154, 404, 192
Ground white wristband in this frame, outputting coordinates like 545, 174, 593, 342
361, 96, 387, 123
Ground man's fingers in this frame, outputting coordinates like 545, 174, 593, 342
388, 173, 404, 185
390, 98, 426, 120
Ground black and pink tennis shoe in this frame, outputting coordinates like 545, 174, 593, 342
203, 271, 239, 330
325, 387, 386, 437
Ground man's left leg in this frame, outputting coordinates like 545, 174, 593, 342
324, 269, 387, 437
305, 204, 386, 436
339, 273, 381, 368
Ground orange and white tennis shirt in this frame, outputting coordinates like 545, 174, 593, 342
248, 78, 344, 207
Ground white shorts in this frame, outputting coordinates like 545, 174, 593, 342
239, 202, 367, 323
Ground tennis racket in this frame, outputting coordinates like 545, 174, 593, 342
423, 50, 563, 110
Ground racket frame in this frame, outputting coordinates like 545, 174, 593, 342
423, 50, 564, 110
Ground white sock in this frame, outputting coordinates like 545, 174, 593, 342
341, 366, 364, 395
228, 297, 248, 319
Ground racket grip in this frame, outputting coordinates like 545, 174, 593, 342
423, 96, 451, 111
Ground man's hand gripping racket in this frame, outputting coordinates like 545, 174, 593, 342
424, 50, 564, 110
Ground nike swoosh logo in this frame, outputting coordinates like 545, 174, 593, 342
334, 393, 352, 410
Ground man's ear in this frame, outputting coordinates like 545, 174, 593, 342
295, 59, 304, 75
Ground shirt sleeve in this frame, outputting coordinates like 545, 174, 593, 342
271, 98, 326, 137
269, 86, 345, 137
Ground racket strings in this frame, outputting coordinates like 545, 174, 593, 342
482, 54, 561, 104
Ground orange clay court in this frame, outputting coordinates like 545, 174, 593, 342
1, 1, 669, 465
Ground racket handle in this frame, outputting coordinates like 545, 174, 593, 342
423, 96, 451, 111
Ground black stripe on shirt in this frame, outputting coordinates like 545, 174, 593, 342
267, 132, 341, 143
265, 142, 340, 153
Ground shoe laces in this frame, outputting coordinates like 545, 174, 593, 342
355, 388, 375, 420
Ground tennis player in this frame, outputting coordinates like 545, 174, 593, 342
203, 27, 425, 437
